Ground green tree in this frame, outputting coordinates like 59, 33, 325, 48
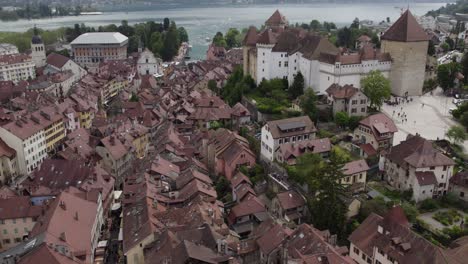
351, 17, 360, 29
163, 17, 170, 31
446, 125, 467, 144
299, 89, 317, 120
289, 72, 305, 98
150, 31, 163, 56
428, 41, 436, 56
208, 79, 218, 95
213, 32, 227, 48
129, 92, 139, 102
225, 28, 240, 49
310, 20, 321, 31
446, 38, 455, 50
177, 27, 189, 43
215, 176, 231, 200
307, 152, 349, 237
335, 111, 350, 128
361, 70, 391, 110
437, 62, 460, 91
160, 22, 180, 61
462, 53, 468, 84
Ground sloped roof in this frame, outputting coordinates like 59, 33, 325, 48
71, 32, 128, 45
257, 29, 277, 45
381, 10, 429, 42
326, 84, 359, 99
243, 26, 258, 46
46, 53, 70, 69
343, 159, 369, 175
386, 135, 455, 168
415, 171, 437, 186
276, 190, 305, 210
265, 10, 287, 26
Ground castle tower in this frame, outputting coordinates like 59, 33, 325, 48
242, 26, 258, 80
31, 26, 46, 67
381, 10, 429, 96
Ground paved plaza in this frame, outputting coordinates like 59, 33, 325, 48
381, 88, 468, 152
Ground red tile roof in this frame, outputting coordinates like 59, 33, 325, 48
0, 196, 42, 220
450, 172, 468, 188
381, 10, 429, 42
359, 113, 397, 141
30, 189, 99, 263
386, 135, 455, 168
243, 26, 258, 46
228, 196, 265, 225
0, 53, 32, 65
276, 190, 305, 210
415, 171, 438, 186
265, 10, 287, 27
18, 243, 85, 264
266, 116, 316, 139
326, 84, 359, 99
46, 53, 70, 69
343, 159, 369, 175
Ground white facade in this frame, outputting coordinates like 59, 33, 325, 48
383, 157, 454, 202
0, 43, 19, 55
45, 57, 87, 84
320, 60, 391, 94
137, 49, 161, 76
0, 127, 47, 176
0, 54, 36, 83
256, 44, 391, 95
260, 126, 276, 161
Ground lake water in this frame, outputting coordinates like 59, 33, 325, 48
0, 3, 446, 60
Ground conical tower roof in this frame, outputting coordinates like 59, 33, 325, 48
381, 10, 429, 42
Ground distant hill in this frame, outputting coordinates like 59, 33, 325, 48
426, 0, 468, 17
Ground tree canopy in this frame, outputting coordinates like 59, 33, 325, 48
446, 125, 467, 144
361, 70, 391, 110
289, 72, 305, 99
437, 62, 461, 91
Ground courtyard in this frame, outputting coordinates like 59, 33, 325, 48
418, 208, 468, 231
381, 88, 468, 152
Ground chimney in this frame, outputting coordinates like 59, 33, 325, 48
74, 211, 79, 221
109, 136, 115, 146
59, 200, 66, 210
59, 232, 66, 242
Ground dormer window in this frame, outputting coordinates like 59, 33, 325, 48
377, 225, 383, 234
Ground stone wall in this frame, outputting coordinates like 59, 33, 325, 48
381, 40, 428, 96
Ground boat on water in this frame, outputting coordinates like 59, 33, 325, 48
80, 12, 103, 15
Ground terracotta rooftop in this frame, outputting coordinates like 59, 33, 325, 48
0, 53, 32, 65
450, 172, 468, 188
243, 26, 258, 46
0, 196, 42, 220
343, 159, 369, 175
30, 189, 99, 263
18, 243, 85, 264
46, 53, 70, 69
381, 10, 429, 42
266, 116, 316, 139
265, 10, 288, 27
359, 113, 397, 141
0, 137, 15, 158
386, 135, 455, 168
326, 84, 359, 99
276, 190, 305, 210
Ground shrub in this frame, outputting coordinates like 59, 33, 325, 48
419, 199, 439, 212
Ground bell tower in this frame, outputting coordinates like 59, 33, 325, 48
31, 26, 46, 67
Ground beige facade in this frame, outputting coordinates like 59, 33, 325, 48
243, 46, 257, 81
0, 216, 36, 251
125, 233, 155, 264
381, 40, 428, 96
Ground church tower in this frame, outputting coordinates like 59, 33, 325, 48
381, 10, 429, 96
31, 26, 46, 67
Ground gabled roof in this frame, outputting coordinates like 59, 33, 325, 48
276, 190, 305, 210
381, 10, 429, 42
